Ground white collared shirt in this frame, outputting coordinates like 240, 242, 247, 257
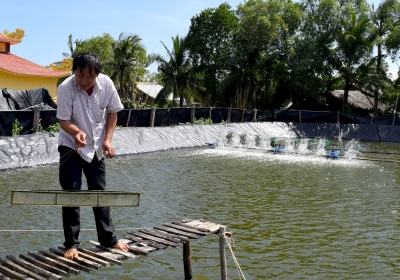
56, 73, 124, 162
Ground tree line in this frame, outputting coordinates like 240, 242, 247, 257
59, 0, 400, 116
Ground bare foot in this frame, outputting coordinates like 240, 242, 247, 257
113, 241, 130, 252
64, 248, 79, 260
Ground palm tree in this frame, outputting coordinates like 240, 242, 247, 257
332, 12, 376, 112
151, 35, 194, 107
370, 0, 400, 115
107, 33, 148, 100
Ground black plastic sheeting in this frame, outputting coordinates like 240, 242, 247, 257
0, 110, 34, 136
0, 88, 58, 135
4, 105, 400, 136
230, 109, 242, 122
211, 108, 229, 123
0, 110, 59, 136
277, 110, 400, 126
154, 108, 191, 126
1, 88, 57, 110
2, 122, 400, 171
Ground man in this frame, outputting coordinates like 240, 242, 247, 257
56, 53, 129, 260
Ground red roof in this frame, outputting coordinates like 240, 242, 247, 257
0, 34, 22, 45
0, 53, 71, 77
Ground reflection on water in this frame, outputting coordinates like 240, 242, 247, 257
1, 141, 400, 279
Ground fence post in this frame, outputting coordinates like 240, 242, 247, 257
125, 109, 132, 127
253, 109, 257, 121
190, 107, 195, 124
32, 105, 41, 133
371, 115, 374, 125
150, 107, 156, 127
299, 110, 302, 123
209, 107, 212, 120
337, 111, 340, 124
241, 109, 245, 122
227, 108, 231, 123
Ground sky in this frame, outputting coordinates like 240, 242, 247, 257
2, 0, 397, 79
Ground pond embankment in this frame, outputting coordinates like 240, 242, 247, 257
1, 122, 400, 170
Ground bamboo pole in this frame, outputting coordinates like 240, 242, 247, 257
227, 108, 231, 123
32, 105, 42, 133
150, 107, 156, 127
253, 109, 257, 121
125, 109, 131, 127
219, 227, 227, 280
190, 107, 195, 124
183, 241, 192, 280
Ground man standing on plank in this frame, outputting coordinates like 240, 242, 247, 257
56, 53, 129, 260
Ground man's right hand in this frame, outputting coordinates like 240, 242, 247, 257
73, 130, 87, 149
59, 120, 87, 150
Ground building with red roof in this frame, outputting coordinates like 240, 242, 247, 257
0, 32, 70, 100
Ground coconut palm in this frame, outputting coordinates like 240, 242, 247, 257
62, 34, 76, 59
332, 12, 376, 112
107, 33, 148, 100
151, 35, 194, 107
370, 0, 400, 115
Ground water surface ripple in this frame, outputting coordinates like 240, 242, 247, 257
1, 141, 400, 279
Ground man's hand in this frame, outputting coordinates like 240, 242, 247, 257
59, 120, 87, 150
102, 140, 115, 158
73, 130, 87, 150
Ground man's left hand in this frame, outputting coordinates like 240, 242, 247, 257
102, 141, 115, 158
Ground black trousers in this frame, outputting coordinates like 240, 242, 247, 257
58, 145, 118, 249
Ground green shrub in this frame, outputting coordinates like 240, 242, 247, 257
186, 118, 213, 125
39, 122, 60, 133
11, 119, 23, 136
255, 135, 261, 147
225, 131, 233, 145
239, 133, 247, 146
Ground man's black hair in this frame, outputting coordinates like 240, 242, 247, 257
72, 53, 102, 75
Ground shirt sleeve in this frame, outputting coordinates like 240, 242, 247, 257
56, 81, 73, 121
105, 78, 124, 113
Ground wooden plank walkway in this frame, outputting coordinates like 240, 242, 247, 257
0, 220, 225, 279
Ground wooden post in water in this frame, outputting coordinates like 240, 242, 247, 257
219, 227, 227, 280
150, 107, 156, 127
183, 241, 192, 280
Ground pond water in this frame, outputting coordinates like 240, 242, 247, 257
1, 139, 400, 279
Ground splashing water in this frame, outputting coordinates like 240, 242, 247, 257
218, 132, 363, 162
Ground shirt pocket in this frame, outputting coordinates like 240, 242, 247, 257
92, 106, 105, 123
89, 97, 106, 123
